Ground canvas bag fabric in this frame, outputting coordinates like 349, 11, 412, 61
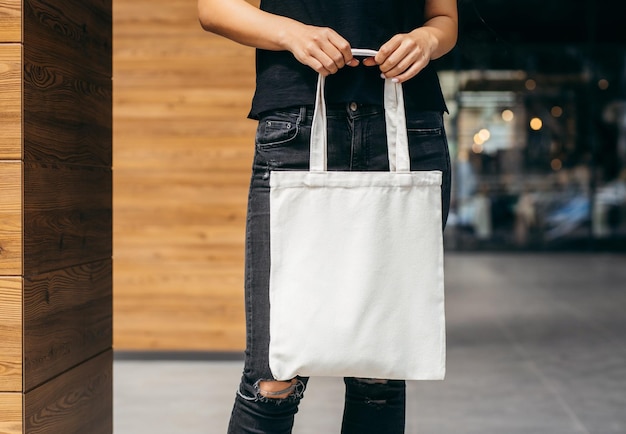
268, 49, 445, 381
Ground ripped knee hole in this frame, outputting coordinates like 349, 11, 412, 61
258, 379, 299, 399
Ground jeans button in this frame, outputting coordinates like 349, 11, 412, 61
349, 102, 358, 112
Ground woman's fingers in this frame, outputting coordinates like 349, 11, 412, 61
288, 26, 357, 76
364, 30, 435, 83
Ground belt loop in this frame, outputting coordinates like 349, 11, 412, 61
298, 106, 307, 125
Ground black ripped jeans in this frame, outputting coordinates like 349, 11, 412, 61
227, 104, 451, 434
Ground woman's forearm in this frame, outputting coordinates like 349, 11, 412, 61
197, 0, 357, 76
197, 0, 301, 51
421, 0, 458, 60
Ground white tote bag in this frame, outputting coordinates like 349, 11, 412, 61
268, 49, 445, 381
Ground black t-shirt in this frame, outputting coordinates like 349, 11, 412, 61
249, 0, 447, 118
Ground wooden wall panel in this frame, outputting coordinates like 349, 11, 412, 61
23, 260, 112, 391
24, 351, 112, 434
21, 0, 113, 427
0, 278, 21, 392
114, 0, 256, 350
0, 393, 22, 434
23, 162, 112, 276
24, 0, 110, 76
23, 0, 112, 166
0, 0, 21, 42
1, 0, 112, 432
0, 44, 21, 160
0, 162, 21, 275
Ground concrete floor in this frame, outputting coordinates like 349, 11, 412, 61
114, 253, 626, 434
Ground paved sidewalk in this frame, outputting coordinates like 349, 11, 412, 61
114, 253, 626, 433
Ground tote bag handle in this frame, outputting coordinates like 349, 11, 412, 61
310, 48, 410, 173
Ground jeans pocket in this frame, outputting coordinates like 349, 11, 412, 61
406, 112, 448, 172
256, 111, 301, 149
253, 109, 312, 174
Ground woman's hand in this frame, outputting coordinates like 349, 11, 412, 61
283, 23, 359, 76
362, 0, 458, 83
362, 29, 436, 83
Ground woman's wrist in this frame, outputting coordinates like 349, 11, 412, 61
419, 18, 458, 60
274, 19, 305, 53
408, 27, 438, 60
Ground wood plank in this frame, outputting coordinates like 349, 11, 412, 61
23, 51, 111, 166
115, 170, 249, 199
114, 118, 254, 144
0, 392, 22, 434
24, 0, 111, 77
0, 278, 22, 392
112, 137, 254, 171
23, 162, 112, 276
24, 351, 112, 434
0, 0, 21, 42
0, 162, 22, 275
23, 261, 112, 391
0, 44, 22, 160
114, 88, 253, 119
114, 62, 255, 88
23, 0, 112, 166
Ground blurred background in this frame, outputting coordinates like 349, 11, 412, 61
438, 0, 626, 252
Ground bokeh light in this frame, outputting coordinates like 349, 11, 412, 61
551, 106, 563, 117
530, 117, 543, 130
501, 109, 514, 122
478, 128, 491, 142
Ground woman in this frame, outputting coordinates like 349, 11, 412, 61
198, 1, 457, 432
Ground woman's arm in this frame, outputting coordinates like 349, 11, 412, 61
197, 0, 358, 75
363, 0, 458, 83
